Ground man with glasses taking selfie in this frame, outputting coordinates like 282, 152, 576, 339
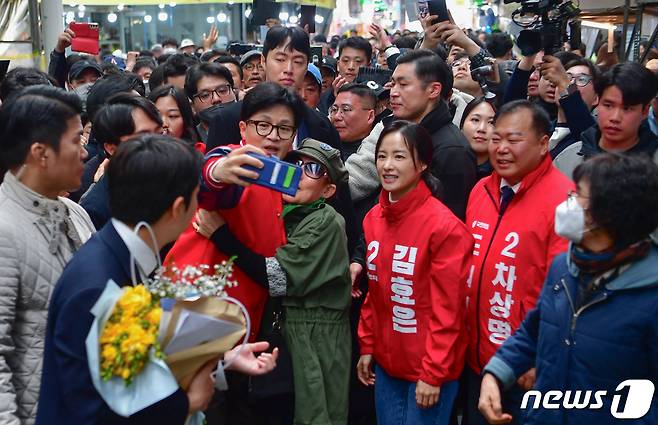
204, 25, 362, 276
194, 138, 353, 425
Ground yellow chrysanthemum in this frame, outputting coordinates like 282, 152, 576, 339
117, 285, 152, 315
102, 345, 118, 362
145, 307, 162, 327
99, 284, 162, 385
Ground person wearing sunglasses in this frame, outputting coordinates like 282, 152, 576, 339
539, 55, 600, 158
194, 138, 353, 425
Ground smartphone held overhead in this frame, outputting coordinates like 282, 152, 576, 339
69, 22, 100, 55
417, 0, 452, 24
300, 5, 316, 34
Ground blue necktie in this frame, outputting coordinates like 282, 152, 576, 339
500, 185, 515, 215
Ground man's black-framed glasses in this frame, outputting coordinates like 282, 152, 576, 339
246, 120, 295, 140
194, 84, 233, 103
567, 73, 593, 88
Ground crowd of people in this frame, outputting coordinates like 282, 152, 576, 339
1, 12, 658, 425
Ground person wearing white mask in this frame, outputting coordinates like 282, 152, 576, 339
479, 153, 658, 425
67, 60, 103, 105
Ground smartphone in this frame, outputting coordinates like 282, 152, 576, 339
418, 0, 451, 24
241, 153, 302, 196
310, 45, 323, 66
300, 5, 316, 33
69, 22, 100, 55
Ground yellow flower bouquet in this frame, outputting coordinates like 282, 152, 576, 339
99, 285, 163, 386
86, 261, 247, 420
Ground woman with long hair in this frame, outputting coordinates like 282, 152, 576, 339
357, 121, 473, 425
148, 84, 203, 151
460, 98, 495, 180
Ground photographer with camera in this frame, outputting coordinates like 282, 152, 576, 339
539, 55, 599, 158
504, 49, 596, 157
423, 20, 506, 104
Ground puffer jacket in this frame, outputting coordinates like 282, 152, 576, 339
484, 244, 658, 424
0, 172, 94, 424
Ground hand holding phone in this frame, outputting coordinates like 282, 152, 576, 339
241, 153, 302, 196
210, 145, 265, 187
69, 22, 100, 55
418, 0, 452, 25
300, 5, 316, 34
56, 26, 76, 53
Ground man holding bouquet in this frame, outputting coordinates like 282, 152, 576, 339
37, 135, 278, 425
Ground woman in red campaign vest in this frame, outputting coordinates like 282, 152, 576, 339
357, 121, 473, 425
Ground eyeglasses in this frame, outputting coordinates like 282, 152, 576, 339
567, 190, 589, 207
329, 104, 373, 116
194, 84, 233, 103
296, 160, 327, 179
567, 73, 593, 87
243, 63, 265, 72
451, 59, 471, 68
246, 120, 295, 140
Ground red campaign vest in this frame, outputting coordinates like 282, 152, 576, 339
358, 181, 473, 386
166, 146, 286, 341
464, 156, 574, 374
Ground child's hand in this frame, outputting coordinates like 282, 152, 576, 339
357, 354, 375, 386
349, 262, 363, 298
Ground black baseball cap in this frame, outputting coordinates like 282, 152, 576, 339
320, 56, 337, 75
68, 60, 102, 81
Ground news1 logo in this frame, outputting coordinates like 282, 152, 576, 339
521, 380, 655, 419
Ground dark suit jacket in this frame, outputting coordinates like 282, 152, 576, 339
70, 152, 104, 203
419, 102, 478, 221
205, 100, 363, 260
80, 173, 111, 230
36, 223, 189, 425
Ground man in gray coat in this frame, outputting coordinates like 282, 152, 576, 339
0, 86, 95, 423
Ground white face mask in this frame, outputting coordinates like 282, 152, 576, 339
554, 197, 587, 243
71, 81, 95, 103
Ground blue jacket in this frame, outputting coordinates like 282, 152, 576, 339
485, 244, 658, 425
36, 223, 189, 425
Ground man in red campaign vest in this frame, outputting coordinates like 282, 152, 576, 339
462, 100, 574, 425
